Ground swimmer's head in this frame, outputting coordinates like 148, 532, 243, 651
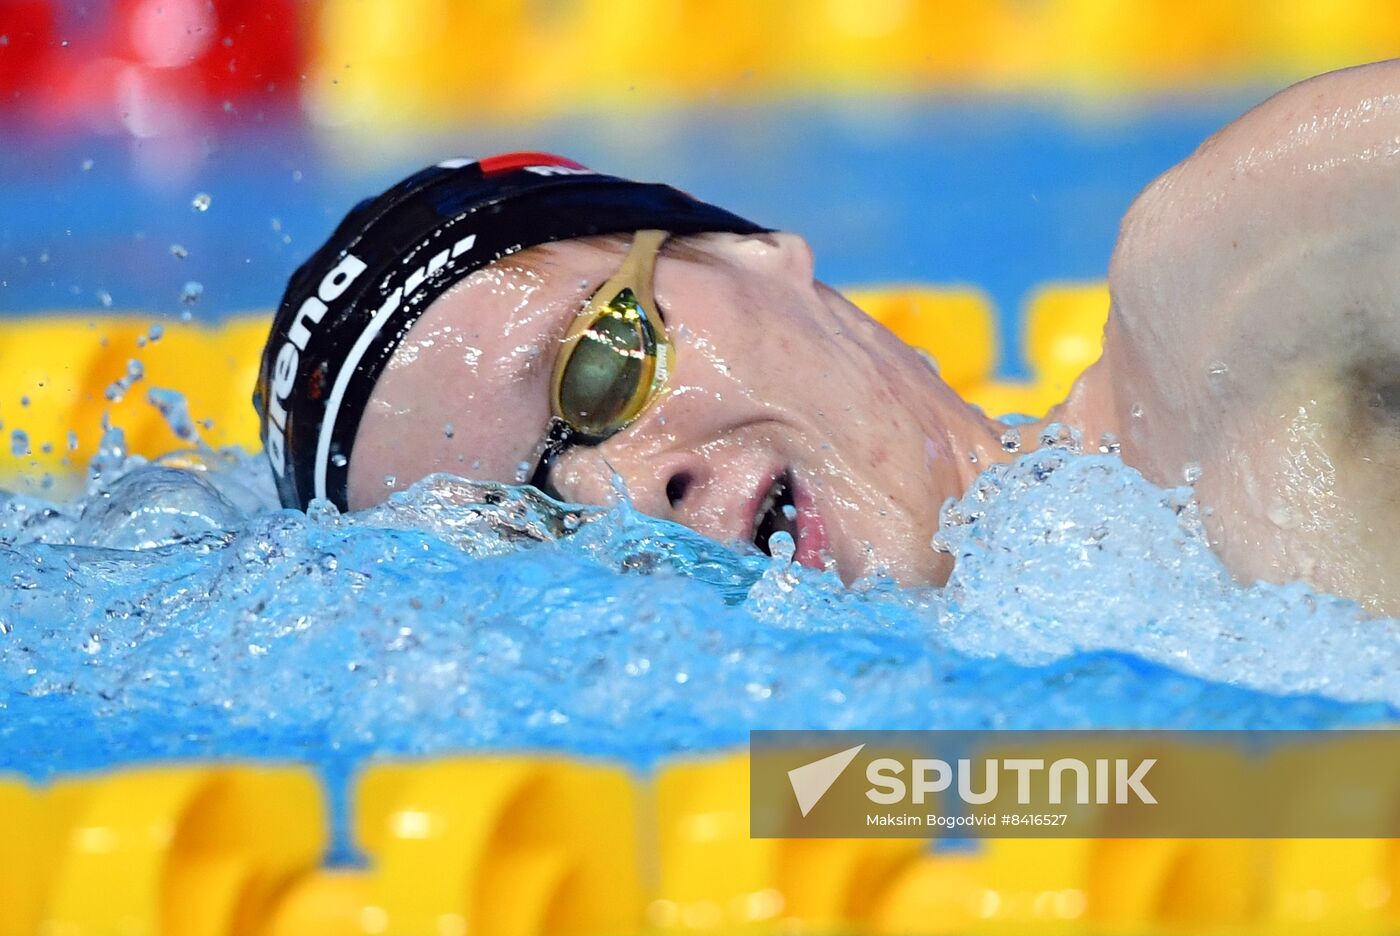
256, 153, 1004, 584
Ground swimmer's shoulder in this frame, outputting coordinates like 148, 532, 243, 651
1088, 60, 1400, 613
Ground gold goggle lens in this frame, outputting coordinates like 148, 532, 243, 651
548, 231, 671, 442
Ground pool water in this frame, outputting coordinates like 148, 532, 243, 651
1, 411, 1395, 854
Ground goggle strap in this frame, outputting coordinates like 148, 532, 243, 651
583, 229, 667, 322
528, 417, 575, 496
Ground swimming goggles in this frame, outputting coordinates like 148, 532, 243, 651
528, 229, 673, 498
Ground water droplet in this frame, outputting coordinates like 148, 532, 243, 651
180, 281, 203, 305
80, 158, 94, 171
515, 461, 531, 482
443, 423, 454, 439
169, 243, 188, 259
59, 39, 69, 48
81, 633, 101, 655
1097, 432, 1121, 455
1208, 361, 1228, 377
1000, 428, 1021, 453
330, 453, 348, 468
1037, 422, 1082, 453
10, 429, 29, 456
0, 619, 10, 635
148, 387, 199, 441
148, 324, 163, 342
781, 503, 797, 522
765, 530, 796, 563
96, 289, 112, 308
1130, 403, 1144, 419
383, 474, 397, 488
67, 430, 79, 452
191, 192, 212, 212
1183, 462, 1203, 485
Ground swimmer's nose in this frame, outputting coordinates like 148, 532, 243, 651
549, 446, 713, 521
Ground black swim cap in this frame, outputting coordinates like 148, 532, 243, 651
254, 153, 770, 511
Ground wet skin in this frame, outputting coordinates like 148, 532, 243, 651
1056, 59, 1400, 615
351, 231, 1005, 586
350, 60, 1400, 614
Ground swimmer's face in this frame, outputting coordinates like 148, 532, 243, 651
349, 232, 1001, 584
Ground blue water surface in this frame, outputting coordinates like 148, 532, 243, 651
1, 420, 1396, 855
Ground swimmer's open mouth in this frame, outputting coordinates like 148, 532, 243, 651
753, 471, 798, 556
751, 470, 831, 570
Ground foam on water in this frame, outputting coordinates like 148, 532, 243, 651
1, 412, 1397, 852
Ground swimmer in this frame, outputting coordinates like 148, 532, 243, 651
255, 61, 1400, 615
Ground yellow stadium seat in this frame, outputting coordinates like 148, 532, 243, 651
845, 285, 997, 392
39, 764, 325, 936
0, 776, 48, 936
1025, 282, 1110, 398
652, 751, 923, 931
266, 870, 374, 936
354, 756, 644, 936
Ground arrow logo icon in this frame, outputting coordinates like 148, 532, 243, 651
787, 744, 865, 817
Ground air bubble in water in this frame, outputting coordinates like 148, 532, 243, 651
384, 474, 397, 488
148, 324, 163, 342
443, 423, 454, 439
1183, 462, 1203, 485
96, 290, 112, 308
180, 282, 203, 306
170, 244, 188, 259
10, 429, 30, 456
191, 192, 212, 212
67, 430, 79, 452
1131, 403, 1144, 419
331, 453, 348, 468
1097, 432, 1121, 455
1000, 428, 1021, 453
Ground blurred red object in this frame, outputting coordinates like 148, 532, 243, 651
117, 0, 301, 101
4, 0, 302, 131
197, 0, 302, 100
0, 0, 56, 107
